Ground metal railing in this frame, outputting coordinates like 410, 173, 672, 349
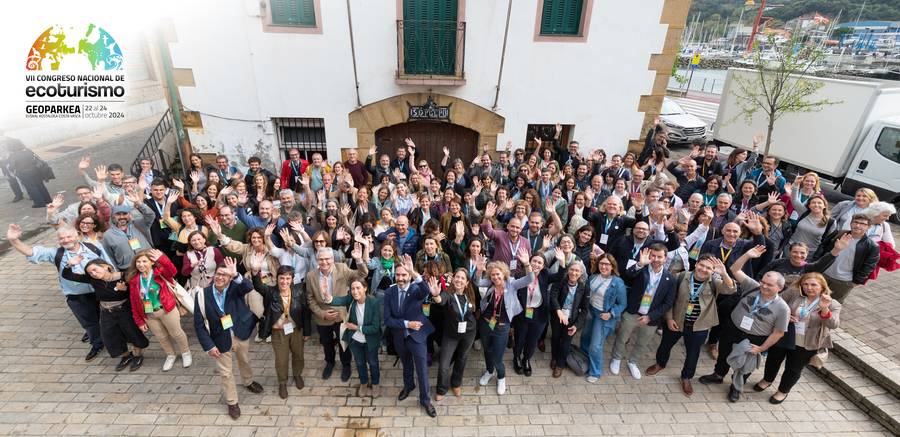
130, 109, 178, 177
396, 19, 466, 78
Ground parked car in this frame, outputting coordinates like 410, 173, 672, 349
660, 97, 708, 144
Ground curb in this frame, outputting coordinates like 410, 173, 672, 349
832, 341, 900, 399
810, 357, 900, 436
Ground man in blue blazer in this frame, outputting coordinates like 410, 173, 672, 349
194, 258, 263, 420
610, 243, 677, 380
384, 255, 440, 417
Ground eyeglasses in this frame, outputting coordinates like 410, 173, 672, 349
316, 258, 333, 263
598, 262, 613, 266
314, 239, 326, 244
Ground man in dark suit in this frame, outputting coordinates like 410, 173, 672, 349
145, 178, 177, 254
384, 255, 440, 417
608, 220, 679, 282
194, 258, 263, 420
610, 243, 677, 380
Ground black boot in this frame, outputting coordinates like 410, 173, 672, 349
523, 359, 533, 377
513, 355, 523, 375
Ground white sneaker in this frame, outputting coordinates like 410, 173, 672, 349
265, 336, 271, 343
587, 376, 599, 383
162, 355, 176, 371
627, 361, 642, 380
181, 352, 192, 368
479, 371, 494, 386
497, 378, 507, 395
473, 340, 482, 351
255, 334, 263, 343
609, 359, 621, 375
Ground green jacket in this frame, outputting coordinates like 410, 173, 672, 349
329, 294, 383, 352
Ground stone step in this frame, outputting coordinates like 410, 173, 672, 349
811, 329, 900, 435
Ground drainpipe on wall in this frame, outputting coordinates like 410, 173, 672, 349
156, 26, 190, 177
346, 0, 362, 108
491, 0, 513, 111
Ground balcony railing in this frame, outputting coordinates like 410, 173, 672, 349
396, 19, 466, 83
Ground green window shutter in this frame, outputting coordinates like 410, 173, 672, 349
403, 0, 458, 75
271, 0, 316, 27
540, 0, 583, 36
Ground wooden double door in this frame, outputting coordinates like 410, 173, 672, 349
375, 121, 479, 176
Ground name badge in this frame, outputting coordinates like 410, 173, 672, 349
221, 314, 234, 330
685, 303, 695, 316
795, 322, 806, 336
128, 238, 142, 250
626, 260, 637, 269
525, 307, 534, 319
457, 321, 467, 334
509, 260, 518, 270
599, 234, 609, 245
159, 221, 168, 229
143, 300, 153, 313
740, 315, 754, 331
422, 303, 431, 317
283, 321, 294, 335
488, 317, 497, 330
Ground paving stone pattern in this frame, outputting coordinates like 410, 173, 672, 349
0, 231, 891, 436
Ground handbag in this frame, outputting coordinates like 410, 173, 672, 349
32, 153, 55, 181
566, 347, 590, 376
165, 278, 195, 315
808, 348, 829, 369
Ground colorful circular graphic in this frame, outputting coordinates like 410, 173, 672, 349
26, 24, 123, 71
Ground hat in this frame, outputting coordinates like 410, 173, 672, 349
112, 204, 132, 214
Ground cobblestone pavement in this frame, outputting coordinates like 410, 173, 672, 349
0, 231, 891, 437
829, 227, 900, 368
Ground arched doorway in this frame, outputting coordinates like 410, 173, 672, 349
348, 93, 505, 169
375, 121, 478, 175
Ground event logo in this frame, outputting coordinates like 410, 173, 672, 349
23, 24, 127, 119
26, 24, 123, 71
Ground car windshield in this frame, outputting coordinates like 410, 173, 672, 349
660, 99, 685, 115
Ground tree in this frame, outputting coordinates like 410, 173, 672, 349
729, 34, 841, 155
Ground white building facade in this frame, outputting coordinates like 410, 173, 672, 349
160, 0, 689, 167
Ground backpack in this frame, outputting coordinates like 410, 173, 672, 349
54, 242, 103, 271
566, 347, 590, 376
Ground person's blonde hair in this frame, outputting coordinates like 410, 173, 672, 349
797, 272, 831, 297
486, 261, 510, 283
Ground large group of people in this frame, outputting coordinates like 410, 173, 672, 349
4, 121, 895, 419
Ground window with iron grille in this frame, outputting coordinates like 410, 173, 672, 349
270, 0, 316, 27
525, 124, 572, 154
540, 0, 584, 36
275, 118, 327, 161
402, 0, 458, 75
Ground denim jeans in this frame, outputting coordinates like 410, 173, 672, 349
655, 323, 708, 379
348, 339, 380, 385
587, 307, 617, 378
479, 319, 511, 379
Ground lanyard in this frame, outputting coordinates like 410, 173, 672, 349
646, 270, 662, 294
492, 289, 503, 320
688, 274, 703, 301
280, 290, 292, 318
603, 216, 614, 234
290, 161, 301, 176
798, 297, 820, 319
469, 261, 476, 278
631, 241, 644, 258
749, 293, 775, 316
720, 246, 734, 263
799, 192, 811, 205
214, 285, 228, 313
453, 294, 468, 322
509, 238, 521, 258
703, 194, 716, 206
140, 273, 154, 299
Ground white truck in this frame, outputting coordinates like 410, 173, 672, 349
713, 68, 900, 208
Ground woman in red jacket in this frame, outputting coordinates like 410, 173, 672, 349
127, 249, 193, 371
